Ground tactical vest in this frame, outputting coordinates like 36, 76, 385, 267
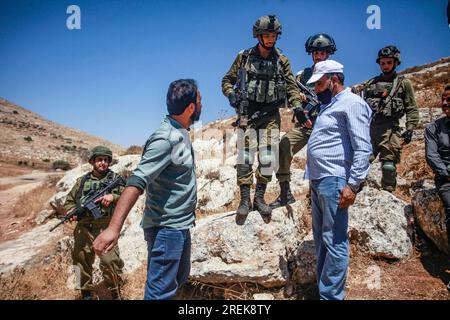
243, 48, 286, 104
364, 76, 406, 119
76, 170, 118, 219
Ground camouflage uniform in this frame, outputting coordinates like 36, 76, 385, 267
362, 72, 419, 189
276, 68, 318, 183
64, 169, 124, 298
271, 33, 337, 209
222, 46, 302, 186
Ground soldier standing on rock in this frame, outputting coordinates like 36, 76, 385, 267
270, 33, 337, 209
424, 84, 450, 293
63, 145, 125, 300
359, 46, 419, 192
222, 15, 305, 218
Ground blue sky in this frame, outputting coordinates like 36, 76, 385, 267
1, 0, 449, 147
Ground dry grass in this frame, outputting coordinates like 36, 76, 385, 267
122, 145, 143, 155
11, 177, 59, 219
0, 163, 33, 178
0, 184, 16, 192
0, 252, 76, 300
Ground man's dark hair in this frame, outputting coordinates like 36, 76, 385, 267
445, 84, 450, 91
327, 73, 345, 85
166, 79, 198, 115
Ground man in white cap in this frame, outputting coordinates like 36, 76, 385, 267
305, 60, 372, 300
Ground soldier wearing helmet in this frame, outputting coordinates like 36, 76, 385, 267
222, 15, 304, 219
63, 145, 125, 299
270, 33, 337, 209
359, 45, 419, 192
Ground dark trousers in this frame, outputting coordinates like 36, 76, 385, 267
435, 179, 450, 251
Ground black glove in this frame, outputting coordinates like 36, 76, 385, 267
228, 92, 237, 108
401, 130, 413, 144
294, 106, 310, 125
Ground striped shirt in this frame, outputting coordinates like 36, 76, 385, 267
305, 88, 372, 187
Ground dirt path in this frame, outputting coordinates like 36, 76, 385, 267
0, 170, 63, 243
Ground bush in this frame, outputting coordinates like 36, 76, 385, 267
23, 136, 33, 142
123, 145, 143, 155
52, 160, 71, 171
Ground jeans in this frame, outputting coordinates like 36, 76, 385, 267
143, 226, 191, 300
311, 176, 349, 300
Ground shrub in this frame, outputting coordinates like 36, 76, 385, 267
52, 160, 71, 171
23, 136, 33, 142
123, 145, 143, 155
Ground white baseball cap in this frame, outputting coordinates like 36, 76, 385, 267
306, 60, 344, 85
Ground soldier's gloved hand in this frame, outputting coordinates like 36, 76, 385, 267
228, 92, 237, 108
294, 106, 312, 129
401, 130, 413, 144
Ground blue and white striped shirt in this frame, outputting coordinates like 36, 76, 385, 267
305, 88, 372, 187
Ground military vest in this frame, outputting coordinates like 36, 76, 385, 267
242, 48, 286, 104
364, 75, 406, 119
76, 170, 118, 220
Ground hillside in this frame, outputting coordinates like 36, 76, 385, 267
0, 98, 124, 169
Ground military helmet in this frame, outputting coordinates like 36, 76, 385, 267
252, 15, 282, 38
305, 33, 337, 54
89, 145, 113, 162
376, 45, 401, 65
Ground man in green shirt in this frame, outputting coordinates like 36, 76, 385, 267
93, 79, 202, 300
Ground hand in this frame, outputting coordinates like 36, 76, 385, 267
300, 112, 313, 129
299, 92, 307, 103
338, 186, 356, 208
95, 194, 114, 207
401, 130, 413, 145
93, 227, 120, 256
228, 92, 237, 108
294, 107, 312, 128
69, 215, 78, 222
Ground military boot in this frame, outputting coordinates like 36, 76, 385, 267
270, 181, 295, 209
237, 184, 251, 216
381, 161, 397, 192
253, 183, 272, 216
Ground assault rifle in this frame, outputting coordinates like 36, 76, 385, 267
49, 175, 126, 232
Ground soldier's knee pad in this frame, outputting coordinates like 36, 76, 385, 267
259, 150, 274, 168
382, 161, 396, 173
381, 161, 397, 186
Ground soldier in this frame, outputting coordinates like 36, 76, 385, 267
361, 45, 419, 192
63, 146, 124, 300
271, 33, 337, 209
222, 15, 304, 217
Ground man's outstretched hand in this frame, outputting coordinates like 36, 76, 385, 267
93, 227, 120, 256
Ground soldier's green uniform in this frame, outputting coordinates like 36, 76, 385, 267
271, 33, 337, 209
361, 46, 420, 191
222, 15, 303, 217
63, 146, 125, 299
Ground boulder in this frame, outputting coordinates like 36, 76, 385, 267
190, 201, 312, 288
349, 187, 413, 259
412, 186, 449, 254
